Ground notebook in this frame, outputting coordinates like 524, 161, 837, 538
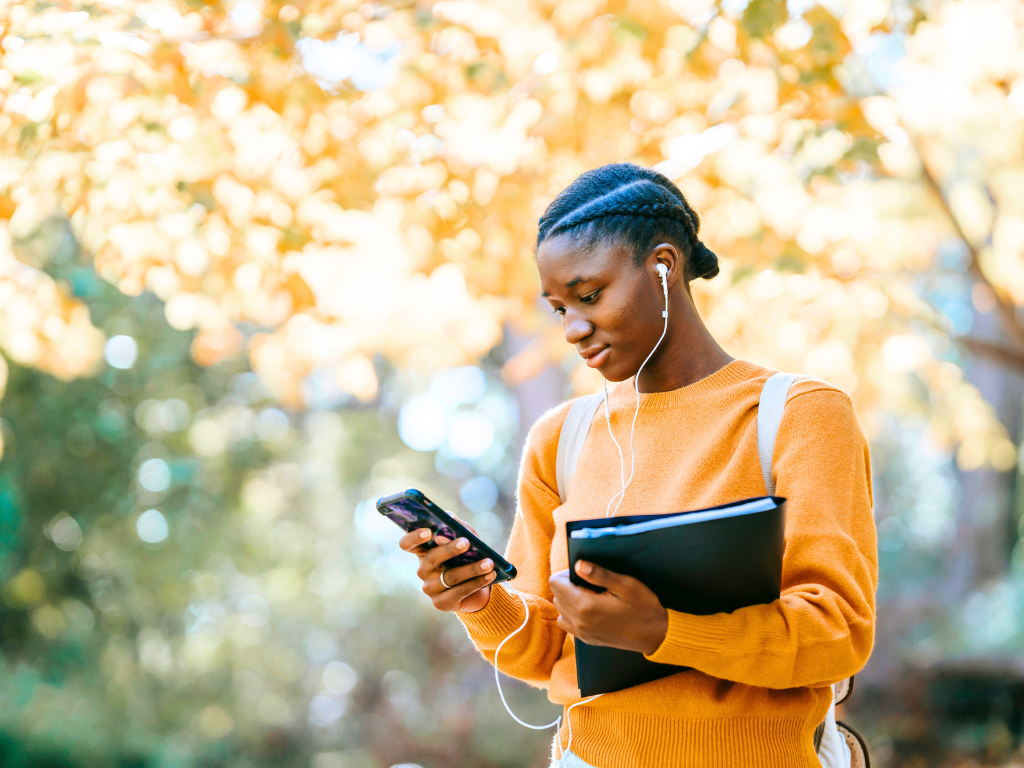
565, 495, 786, 696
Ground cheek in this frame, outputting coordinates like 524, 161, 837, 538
603, 300, 644, 340
606, 297, 663, 367
596, 293, 637, 332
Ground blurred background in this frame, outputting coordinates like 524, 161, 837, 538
1, 0, 1023, 766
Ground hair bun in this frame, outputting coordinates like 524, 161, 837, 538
694, 242, 720, 280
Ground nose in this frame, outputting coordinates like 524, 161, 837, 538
562, 308, 593, 346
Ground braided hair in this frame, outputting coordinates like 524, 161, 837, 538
536, 163, 719, 282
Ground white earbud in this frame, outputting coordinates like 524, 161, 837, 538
656, 264, 668, 318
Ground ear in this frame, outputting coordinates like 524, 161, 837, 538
647, 243, 681, 292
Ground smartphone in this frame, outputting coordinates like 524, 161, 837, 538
376, 489, 517, 584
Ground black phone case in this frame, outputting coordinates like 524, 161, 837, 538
376, 489, 517, 583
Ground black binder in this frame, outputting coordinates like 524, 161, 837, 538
565, 496, 786, 696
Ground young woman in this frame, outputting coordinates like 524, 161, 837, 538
399, 163, 877, 768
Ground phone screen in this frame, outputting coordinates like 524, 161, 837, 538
376, 490, 516, 580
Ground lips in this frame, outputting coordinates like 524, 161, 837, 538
579, 344, 610, 368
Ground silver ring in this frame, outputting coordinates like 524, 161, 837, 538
439, 569, 456, 589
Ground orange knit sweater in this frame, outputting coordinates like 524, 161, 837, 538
457, 359, 877, 768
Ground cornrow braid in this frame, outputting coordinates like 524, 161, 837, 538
552, 201, 695, 237
536, 163, 720, 282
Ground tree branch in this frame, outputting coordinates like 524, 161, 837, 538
960, 336, 1024, 374
917, 153, 1024, 352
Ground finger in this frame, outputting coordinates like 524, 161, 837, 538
422, 536, 472, 569
556, 615, 574, 636
449, 513, 478, 535
548, 570, 575, 599
551, 593, 564, 615
445, 557, 495, 586
573, 560, 629, 593
437, 571, 496, 608
437, 512, 478, 540
551, 582, 590, 620
551, 594, 578, 628
423, 558, 495, 595
399, 528, 433, 553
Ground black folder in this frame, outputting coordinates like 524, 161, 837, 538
565, 496, 786, 696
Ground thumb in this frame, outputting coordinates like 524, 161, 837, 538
436, 512, 476, 544
453, 514, 478, 535
574, 560, 628, 593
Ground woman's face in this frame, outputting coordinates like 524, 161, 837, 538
537, 234, 672, 383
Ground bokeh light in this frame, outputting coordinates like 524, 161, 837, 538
138, 458, 171, 493
460, 476, 499, 514
136, 508, 169, 544
104, 335, 138, 369
398, 396, 447, 452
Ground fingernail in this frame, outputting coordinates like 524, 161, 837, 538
485, 572, 495, 581
577, 561, 592, 576
481, 559, 493, 572
419, 530, 431, 539
456, 538, 468, 550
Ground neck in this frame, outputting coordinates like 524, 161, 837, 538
634, 288, 734, 394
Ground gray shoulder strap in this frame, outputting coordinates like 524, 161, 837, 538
555, 393, 604, 503
758, 372, 857, 711
559, 373, 802, 500
758, 372, 798, 496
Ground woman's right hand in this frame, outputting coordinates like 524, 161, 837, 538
399, 520, 496, 613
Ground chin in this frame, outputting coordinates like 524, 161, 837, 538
596, 361, 635, 383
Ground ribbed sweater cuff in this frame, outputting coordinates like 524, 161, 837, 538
644, 609, 729, 666
455, 582, 526, 642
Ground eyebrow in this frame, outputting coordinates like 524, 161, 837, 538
541, 275, 589, 298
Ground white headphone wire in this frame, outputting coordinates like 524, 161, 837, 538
603, 276, 670, 518
492, 584, 561, 731
602, 380, 627, 519
494, 584, 600, 768
494, 269, 669, 766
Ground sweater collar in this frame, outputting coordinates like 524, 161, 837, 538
604, 359, 765, 412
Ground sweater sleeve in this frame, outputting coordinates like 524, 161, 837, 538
455, 403, 570, 689
643, 387, 878, 690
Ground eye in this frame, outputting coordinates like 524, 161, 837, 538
552, 306, 566, 316
580, 290, 600, 304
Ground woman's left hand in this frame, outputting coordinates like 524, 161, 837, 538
549, 561, 669, 656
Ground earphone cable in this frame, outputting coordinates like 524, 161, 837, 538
602, 379, 627, 518
494, 584, 603, 768
493, 270, 669, 765
604, 280, 669, 518
493, 584, 563, 732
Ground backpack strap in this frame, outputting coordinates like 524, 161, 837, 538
555, 393, 604, 503
757, 372, 798, 496
559, 371, 801, 501
762, 371, 859, 760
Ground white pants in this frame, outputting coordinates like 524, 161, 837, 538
817, 687, 852, 768
547, 750, 596, 768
